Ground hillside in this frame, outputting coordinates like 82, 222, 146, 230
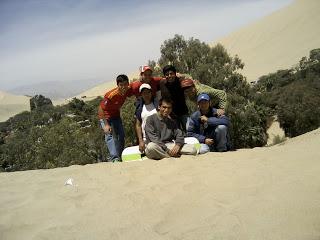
0, 91, 30, 122
1, 128, 319, 239
74, 72, 140, 100
213, 0, 320, 82
9, 79, 106, 100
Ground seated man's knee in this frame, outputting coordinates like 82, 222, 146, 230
215, 125, 227, 133
145, 142, 163, 160
145, 142, 157, 153
199, 144, 210, 154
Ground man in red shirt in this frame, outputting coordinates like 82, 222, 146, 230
98, 74, 133, 162
130, 65, 162, 98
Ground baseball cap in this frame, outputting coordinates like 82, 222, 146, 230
139, 83, 152, 93
139, 65, 152, 75
197, 93, 210, 103
180, 78, 194, 88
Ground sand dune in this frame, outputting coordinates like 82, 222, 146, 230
1, 128, 319, 239
0, 91, 30, 122
73, 71, 140, 101
213, 0, 320, 82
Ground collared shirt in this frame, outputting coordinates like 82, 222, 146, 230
145, 112, 184, 151
186, 81, 228, 114
194, 81, 227, 109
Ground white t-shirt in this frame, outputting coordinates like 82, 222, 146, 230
141, 103, 157, 140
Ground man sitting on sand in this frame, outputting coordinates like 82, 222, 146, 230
98, 74, 133, 162
187, 93, 230, 153
135, 83, 158, 153
180, 78, 227, 116
144, 98, 197, 160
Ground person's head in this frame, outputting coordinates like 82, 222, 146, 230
181, 78, 196, 98
162, 65, 177, 82
139, 83, 152, 104
158, 97, 173, 118
140, 65, 153, 83
116, 74, 129, 94
197, 93, 210, 113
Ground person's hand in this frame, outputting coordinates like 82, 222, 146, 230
103, 125, 112, 134
200, 115, 208, 123
168, 144, 181, 157
205, 138, 214, 145
217, 109, 225, 116
139, 141, 145, 153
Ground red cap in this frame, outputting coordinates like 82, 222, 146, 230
140, 65, 152, 75
180, 78, 194, 88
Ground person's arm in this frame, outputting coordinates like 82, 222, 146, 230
168, 123, 183, 157
173, 127, 184, 146
208, 88, 227, 109
187, 115, 206, 143
159, 79, 171, 99
198, 83, 227, 109
145, 115, 168, 151
135, 118, 145, 153
153, 77, 164, 91
98, 101, 112, 133
129, 81, 140, 98
207, 109, 230, 127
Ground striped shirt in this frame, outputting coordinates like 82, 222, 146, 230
186, 81, 227, 113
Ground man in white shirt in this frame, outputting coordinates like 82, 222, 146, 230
134, 83, 158, 153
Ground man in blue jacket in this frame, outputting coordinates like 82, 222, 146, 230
187, 93, 230, 152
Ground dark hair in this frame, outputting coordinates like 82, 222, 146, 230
162, 65, 177, 76
116, 74, 129, 85
159, 97, 173, 106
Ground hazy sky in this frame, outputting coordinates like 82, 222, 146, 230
0, 0, 293, 90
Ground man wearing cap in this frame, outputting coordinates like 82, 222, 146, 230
181, 78, 227, 116
145, 98, 197, 160
159, 65, 189, 131
130, 65, 163, 98
98, 74, 134, 162
187, 93, 230, 152
135, 83, 158, 153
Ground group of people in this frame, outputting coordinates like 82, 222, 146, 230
98, 65, 230, 162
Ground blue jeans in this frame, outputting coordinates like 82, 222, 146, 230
199, 125, 228, 153
100, 117, 125, 161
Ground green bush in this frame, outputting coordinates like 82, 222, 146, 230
121, 97, 137, 147
254, 50, 320, 137
151, 34, 267, 149
0, 97, 108, 171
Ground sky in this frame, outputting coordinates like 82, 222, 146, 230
0, 0, 293, 91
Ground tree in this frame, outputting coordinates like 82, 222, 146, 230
30, 95, 53, 111
152, 34, 266, 148
158, 34, 245, 92
253, 49, 320, 138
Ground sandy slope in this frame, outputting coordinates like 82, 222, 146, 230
1, 128, 319, 240
73, 71, 140, 101
0, 91, 30, 122
213, 0, 320, 82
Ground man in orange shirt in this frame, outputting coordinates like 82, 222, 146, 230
98, 74, 133, 162
130, 65, 162, 98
